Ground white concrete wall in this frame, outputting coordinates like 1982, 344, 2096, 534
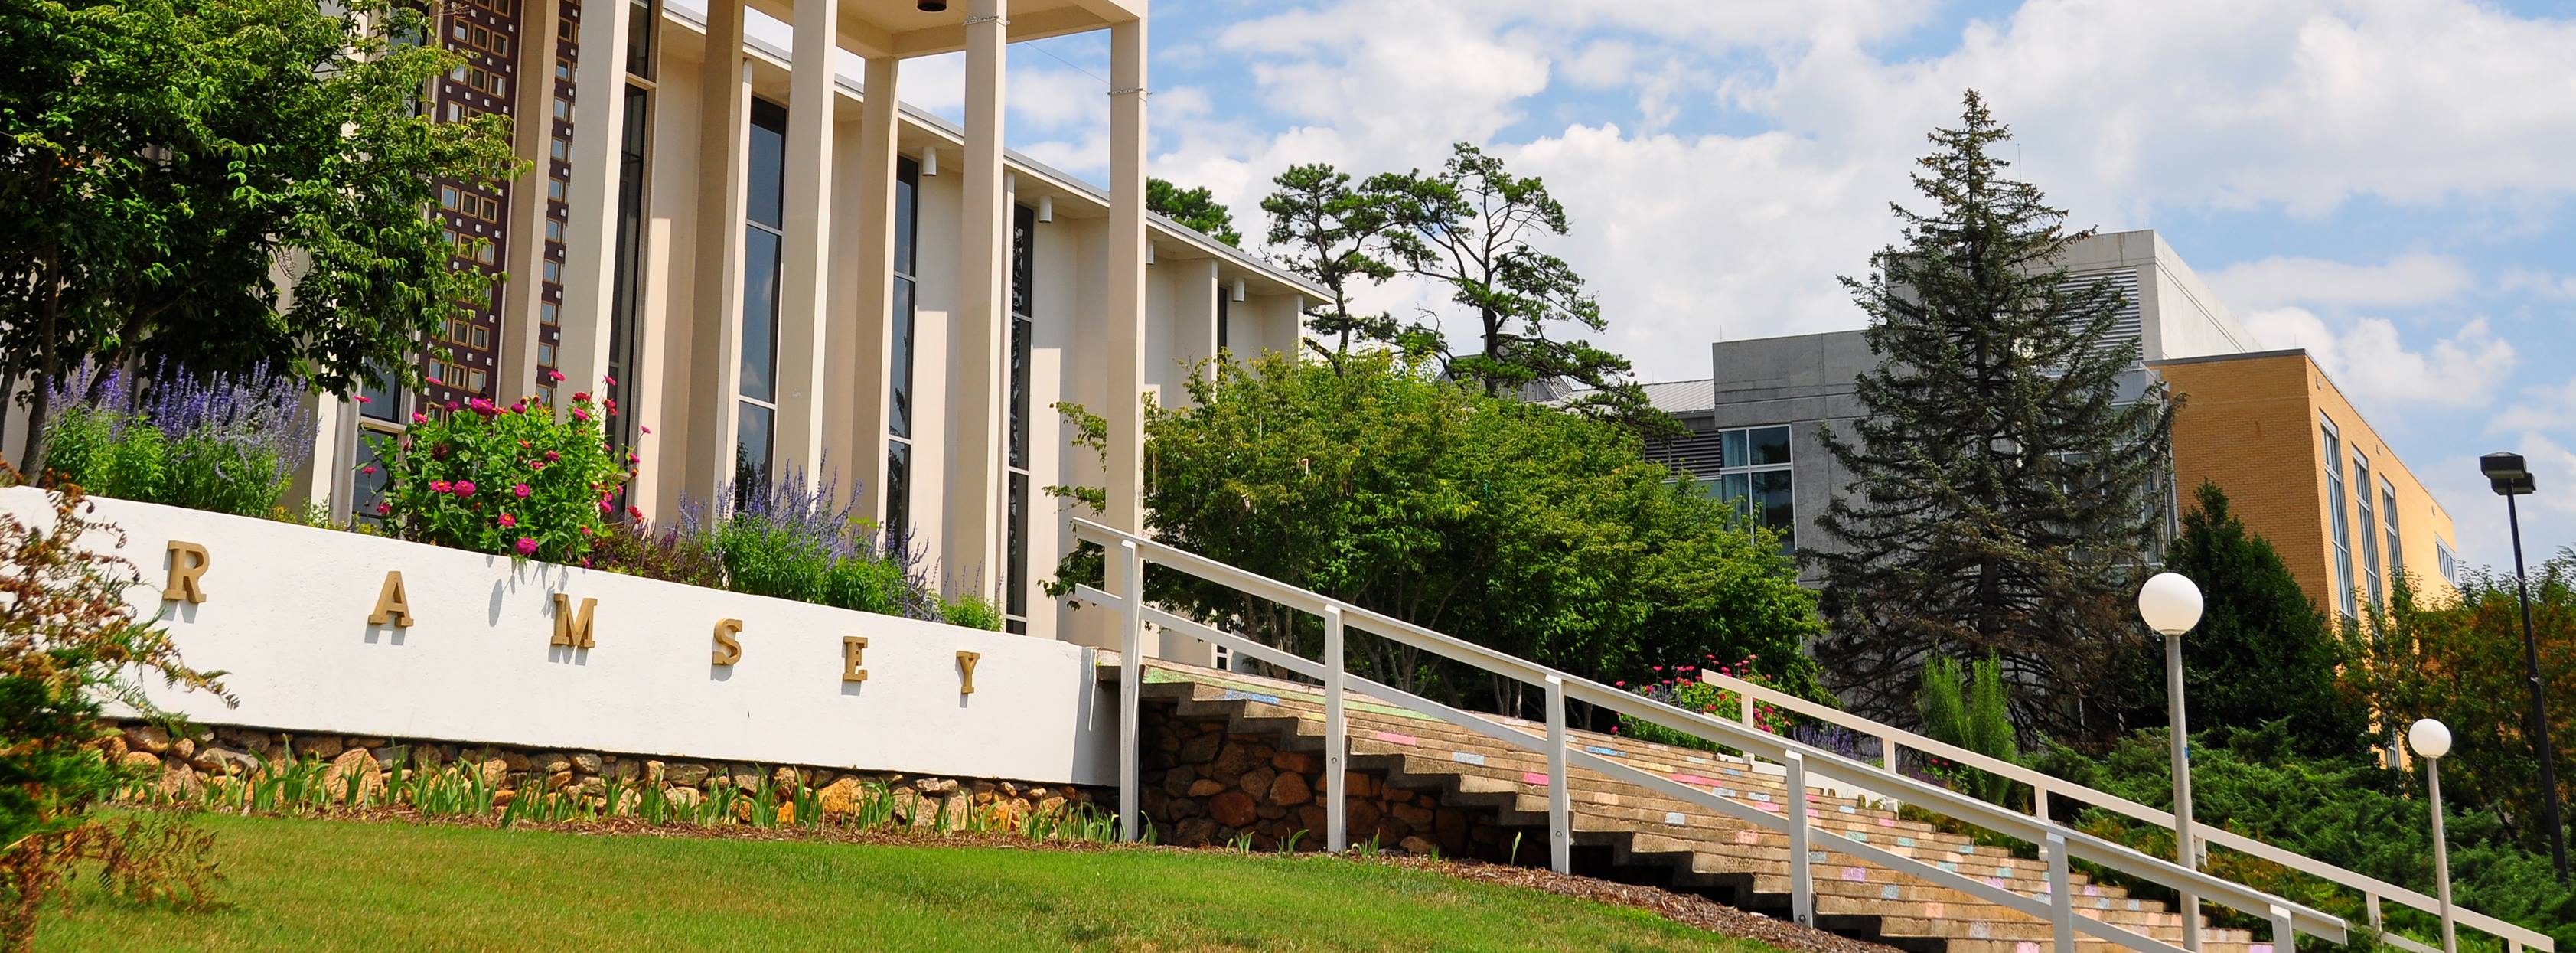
11, 487, 1115, 785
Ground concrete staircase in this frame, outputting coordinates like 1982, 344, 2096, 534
1119, 658, 2281, 953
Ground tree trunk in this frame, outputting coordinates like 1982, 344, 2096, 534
18, 243, 63, 476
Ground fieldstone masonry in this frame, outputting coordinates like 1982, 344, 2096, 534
1139, 701, 1525, 858
111, 720, 1103, 827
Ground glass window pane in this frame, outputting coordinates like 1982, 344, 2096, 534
358, 366, 399, 423
1753, 470, 1795, 553
735, 402, 774, 503
354, 436, 393, 521
885, 440, 912, 547
1722, 429, 1747, 470
889, 277, 915, 439
1008, 316, 1032, 469
1006, 471, 1029, 619
1723, 472, 1750, 524
746, 100, 787, 230
894, 158, 918, 276
739, 229, 781, 402
1751, 426, 1792, 466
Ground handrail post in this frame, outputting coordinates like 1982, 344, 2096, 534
1325, 605, 1348, 854
2270, 904, 2297, 953
1546, 674, 1570, 874
1117, 540, 1143, 844
2046, 832, 2076, 953
1786, 751, 1813, 927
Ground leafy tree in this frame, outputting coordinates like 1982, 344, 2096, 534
0, 0, 521, 470
1809, 90, 2174, 744
1147, 177, 1241, 247
1374, 144, 1661, 429
2106, 483, 2371, 756
1259, 164, 1407, 365
1055, 351, 1822, 716
2349, 550, 2576, 855
0, 485, 233, 950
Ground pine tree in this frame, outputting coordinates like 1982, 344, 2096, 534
2109, 483, 2371, 756
1810, 91, 2175, 744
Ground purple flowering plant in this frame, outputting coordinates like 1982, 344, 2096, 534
371, 385, 631, 563
38, 361, 315, 517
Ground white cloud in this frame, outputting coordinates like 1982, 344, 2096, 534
2207, 253, 2474, 312
2493, 377, 2576, 437
2243, 308, 2518, 414
2501, 268, 2576, 299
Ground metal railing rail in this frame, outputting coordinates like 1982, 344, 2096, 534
1702, 670, 2554, 953
1070, 518, 2349, 953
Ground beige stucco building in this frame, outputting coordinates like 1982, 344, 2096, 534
289, 0, 1319, 645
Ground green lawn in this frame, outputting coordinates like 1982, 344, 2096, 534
39, 814, 1781, 952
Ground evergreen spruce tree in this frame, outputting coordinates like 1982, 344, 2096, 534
2109, 482, 2372, 756
1811, 91, 2174, 743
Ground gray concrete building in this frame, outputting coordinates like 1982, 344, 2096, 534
1622, 230, 2250, 582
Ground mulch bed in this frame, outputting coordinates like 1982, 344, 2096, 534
184, 807, 1901, 953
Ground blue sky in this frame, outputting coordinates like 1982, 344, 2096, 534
872, 0, 2576, 572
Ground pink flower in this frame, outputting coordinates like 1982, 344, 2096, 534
639, 425, 651, 435
1652, 665, 1664, 672
598, 498, 613, 514
515, 537, 538, 556
573, 391, 590, 402
543, 450, 560, 462
353, 395, 372, 405
1613, 680, 1625, 688
510, 402, 527, 413
497, 514, 517, 528
412, 413, 428, 424
427, 377, 445, 387
453, 480, 477, 497
360, 466, 377, 475
529, 460, 546, 472
602, 375, 617, 387
445, 400, 460, 411
428, 480, 452, 494
627, 506, 644, 520
512, 482, 531, 498
548, 369, 566, 383
375, 501, 392, 515
579, 525, 593, 536
570, 408, 590, 423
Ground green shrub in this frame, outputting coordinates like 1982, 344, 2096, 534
708, 465, 938, 620
0, 485, 232, 948
2043, 723, 2576, 949
372, 386, 630, 564
939, 592, 1006, 632
590, 519, 725, 589
1918, 655, 2020, 803
37, 364, 312, 517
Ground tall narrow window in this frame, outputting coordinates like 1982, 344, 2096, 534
736, 97, 787, 501
2382, 480, 2402, 579
1215, 288, 1230, 354
1003, 203, 1036, 635
605, 81, 651, 468
884, 156, 921, 543
2323, 416, 2355, 623
2355, 452, 2381, 611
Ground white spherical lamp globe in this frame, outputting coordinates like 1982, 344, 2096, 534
2408, 719, 2453, 760
2137, 572, 2204, 636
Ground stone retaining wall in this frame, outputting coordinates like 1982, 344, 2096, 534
112, 720, 1104, 827
1138, 703, 1531, 859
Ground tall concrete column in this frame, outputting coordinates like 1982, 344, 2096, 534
773, 0, 838, 478
1103, 16, 1148, 533
849, 55, 902, 526
686, 2, 751, 507
555, 0, 634, 395
497, 1, 565, 400
944, 0, 1008, 599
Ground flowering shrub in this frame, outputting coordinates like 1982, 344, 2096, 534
371, 386, 632, 564
708, 464, 939, 621
37, 363, 313, 517
1617, 654, 1800, 753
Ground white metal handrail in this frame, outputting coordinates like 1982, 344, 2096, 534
1702, 670, 2555, 953
1069, 518, 2351, 953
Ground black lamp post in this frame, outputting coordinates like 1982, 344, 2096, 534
2482, 451, 2568, 881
